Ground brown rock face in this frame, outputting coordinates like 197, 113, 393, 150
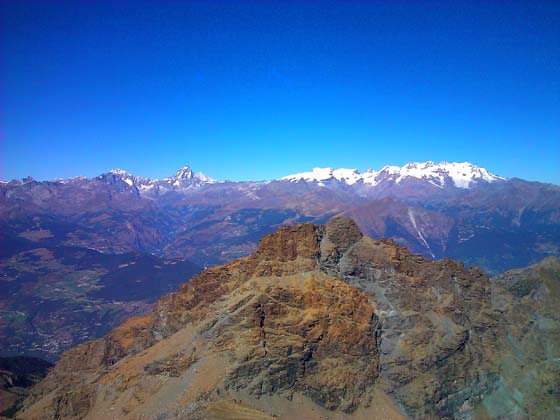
16, 218, 560, 420
222, 274, 379, 413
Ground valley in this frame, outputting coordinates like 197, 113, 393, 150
0, 243, 200, 361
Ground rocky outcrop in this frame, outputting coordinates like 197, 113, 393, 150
16, 218, 560, 419
484, 257, 560, 419
221, 273, 380, 413
315, 218, 501, 418
0, 356, 53, 417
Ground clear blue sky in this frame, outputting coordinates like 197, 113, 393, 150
2, 0, 559, 183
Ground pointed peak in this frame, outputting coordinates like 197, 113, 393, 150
163, 165, 216, 187
254, 217, 364, 267
173, 165, 193, 180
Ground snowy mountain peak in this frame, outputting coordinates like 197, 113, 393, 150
193, 172, 217, 184
281, 161, 505, 189
92, 165, 216, 194
388, 161, 505, 188
150, 165, 214, 190
102, 168, 137, 186
173, 165, 194, 180
166, 165, 216, 185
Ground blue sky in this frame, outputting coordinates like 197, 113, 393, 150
2, 0, 559, 183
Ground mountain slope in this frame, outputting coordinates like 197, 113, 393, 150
341, 197, 455, 258
17, 218, 558, 419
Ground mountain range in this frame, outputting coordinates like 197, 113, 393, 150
8, 160, 506, 195
2, 160, 559, 362
3, 161, 559, 273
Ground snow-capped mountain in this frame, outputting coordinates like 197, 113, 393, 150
2, 159, 559, 277
13, 161, 503, 192
163, 165, 217, 189
95, 165, 216, 196
281, 161, 505, 189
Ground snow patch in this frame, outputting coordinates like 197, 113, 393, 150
408, 207, 435, 258
281, 167, 363, 185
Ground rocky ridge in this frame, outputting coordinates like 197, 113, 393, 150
14, 218, 560, 419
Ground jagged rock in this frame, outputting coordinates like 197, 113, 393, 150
320, 216, 363, 275
16, 218, 560, 420
221, 273, 380, 413
484, 257, 560, 419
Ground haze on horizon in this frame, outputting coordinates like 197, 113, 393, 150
2, 1, 559, 184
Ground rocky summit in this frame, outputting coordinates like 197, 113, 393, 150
16, 218, 560, 420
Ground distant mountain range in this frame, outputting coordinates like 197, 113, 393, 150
1, 160, 559, 362
3, 161, 558, 273
281, 161, 505, 189
49, 165, 217, 197
4, 160, 506, 194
